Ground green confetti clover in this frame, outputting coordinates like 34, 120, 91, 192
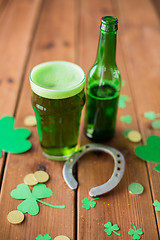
128, 222, 143, 239
0, 116, 31, 157
11, 183, 65, 216
82, 197, 99, 210
104, 222, 121, 236
144, 111, 156, 120
152, 120, 160, 129
153, 200, 160, 211
36, 234, 51, 240
118, 95, 131, 108
120, 115, 132, 124
144, 111, 160, 120
123, 129, 132, 138
135, 135, 160, 173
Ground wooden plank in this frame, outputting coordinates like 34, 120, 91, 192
0, 0, 76, 239
0, 0, 42, 180
112, 0, 159, 28
0, 0, 7, 13
152, 0, 160, 17
78, 0, 159, 239
113, 0, 160, 233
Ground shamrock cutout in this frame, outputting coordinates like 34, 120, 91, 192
118, 95, 130, 108
153, 200, 160, 211
36, 234, 51, 240
120, 115, 132, 124
82, 197, 99, 210
104, 222, 121, 236
152, 120, 160, 129
144, 111, 156, 120
144, 111, 160, 120
0, 116, 31, 157
11, 183, 65, 215
128, 222, 143, 239
135, 135, 160, 172
11, 183, 52, 215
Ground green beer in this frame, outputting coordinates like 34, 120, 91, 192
86, 82, 119, 142
30, 61, 85, 160
84, 16, 121, 142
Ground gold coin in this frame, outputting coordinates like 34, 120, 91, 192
34, 170, 49, 183
7, 210, 24, 224
54, 236, 70, 240
24, 115, 37, 127
24, 173, 38, 186
128, 130, 142, 143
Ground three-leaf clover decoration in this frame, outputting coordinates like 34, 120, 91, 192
104, 222, 121, 236
144, 111, 160, 120
36, 234, 51, 240
153, 200, 160, 211
0, 116, 31, 157
11, 183, 65, 215
128, 222, 143, 239
82, 197, 99, 210
135, 135, 160, 172
118, 95, 131, 108
120, 115, 132, 124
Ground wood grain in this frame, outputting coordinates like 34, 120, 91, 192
113, 0, 160, 234
78, 0, 159, 239
0, 0, 160, 239
0, 0, 42, 180
0, 0, 76, 239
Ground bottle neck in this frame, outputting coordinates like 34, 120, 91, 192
96, 30, 117, 67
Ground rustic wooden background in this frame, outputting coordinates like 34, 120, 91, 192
0, 0, 160, 239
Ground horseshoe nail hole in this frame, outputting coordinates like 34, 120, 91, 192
118, 160, 122, 164
117, 154, 121, 157
117, 167, 121, 171
85, 145, 90, 149
116, 173, 120, 177
79, 150, 82, 153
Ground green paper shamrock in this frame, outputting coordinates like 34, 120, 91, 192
11, 183, 52, 215
144, 111, 156, 120
36, 234, 51, 240
153, 200, 160, 211
152, 120, 160, 129
120, 115, 132, 124
82, 197, 99, 210
104, 222, 121, 236
11, 183, 65, 215
128, 222, 143, 239
135, 135, 160, 172
144, 111, 160, 120
0, 116, 31, 157
118, 95, 130, 108
123, 129, 132, 138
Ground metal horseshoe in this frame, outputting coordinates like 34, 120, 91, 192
63, 143, 125, 197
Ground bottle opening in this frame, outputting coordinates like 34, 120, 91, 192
100, 16, 118, 32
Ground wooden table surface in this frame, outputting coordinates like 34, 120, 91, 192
0, 0, 160, 239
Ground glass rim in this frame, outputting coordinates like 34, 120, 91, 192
101, 16, 118, 25
29, 61, 86, 99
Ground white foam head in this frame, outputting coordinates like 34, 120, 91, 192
30, 61, 85, 99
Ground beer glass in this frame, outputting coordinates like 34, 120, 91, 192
30, 61, 85, 161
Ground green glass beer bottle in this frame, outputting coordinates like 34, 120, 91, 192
84, 16, 121, 142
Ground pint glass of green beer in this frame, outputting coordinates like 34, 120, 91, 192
29, 61, 85, 161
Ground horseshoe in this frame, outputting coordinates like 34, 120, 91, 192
63, 143, 125, 197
